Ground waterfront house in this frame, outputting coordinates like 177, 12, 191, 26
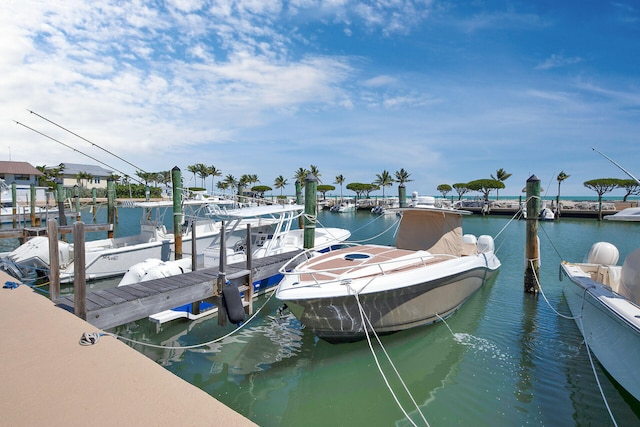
0, 161, 47, 205
47, 163, 113, 190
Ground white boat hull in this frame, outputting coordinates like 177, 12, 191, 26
281, 263, 498, 343
561, 263, 640, 401
1, 222, 220, 283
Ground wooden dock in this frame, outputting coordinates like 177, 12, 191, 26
54, 251, 302, 330
0, 223, 113, 240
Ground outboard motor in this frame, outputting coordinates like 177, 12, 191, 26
584, 242, 619, 265
476, 235, 495, 253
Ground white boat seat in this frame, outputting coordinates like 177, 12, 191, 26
619, 248, 640, 305
461, 234, 477, 256
596, 265, 622, 292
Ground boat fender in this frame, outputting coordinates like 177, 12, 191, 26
222, 285, 245, 324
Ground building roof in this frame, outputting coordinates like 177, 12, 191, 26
50, 163, 113, 177
0, 161, 43, 176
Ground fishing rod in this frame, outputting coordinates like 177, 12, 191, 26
14, 121, 143, 185
27, 109, 148, 174
592, 147, 640, 185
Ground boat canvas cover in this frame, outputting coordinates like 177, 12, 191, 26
395, 209, 463, 256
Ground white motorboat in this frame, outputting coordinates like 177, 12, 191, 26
119, 204, 351, 287
604, 207, 640, 222
0, 200, 223, 283
331, 202, 355, 213
118, 203, 351, 324
560, 242, 640, 401
539, 207, 556, 221
275, 207, 501, 343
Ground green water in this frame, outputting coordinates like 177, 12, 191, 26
101, 209, 640, 426
7, 207, 639, 425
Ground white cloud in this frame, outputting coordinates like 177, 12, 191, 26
535, 53, 583, 70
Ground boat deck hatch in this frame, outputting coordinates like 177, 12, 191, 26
344, 253, 371, 261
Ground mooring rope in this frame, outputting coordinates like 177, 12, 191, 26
87, 288, 278, 350
528, 259, 618, 425
528, 259, 578, 320
350, 287, 430, 427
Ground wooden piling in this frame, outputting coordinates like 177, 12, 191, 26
92, 188, 97, 222
56, 179, 67, 227
107, 179, 115, 238
217, 223, 227, 326
303, 173, 317, 249
398, 184, 407, 208
295, 181, 303, 229
74, 185, 81, 221
190, 220, 199, 315
47, 219, 60, 301
73, 221, 87, 320
524, 175, 540, 293
30, 184, 37, 226
11, 183, 17, 229
245, 223, 253, 314
172, 166, 183, 260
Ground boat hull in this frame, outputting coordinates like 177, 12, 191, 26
282, 266, 498, 343
561, 264, 640, 401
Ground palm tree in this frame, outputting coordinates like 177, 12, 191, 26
216, 180, 229, 195
394, 168, 412, 186
274, 175, 288, 197
187, 164, 199, 186
490, 168, 512, 200
207, 165, 222, 194
334, 174, 345, 202
556, 171, 570, 217
373, 170, 394, 199
294, 167, 309, 187
238, 174, 252, 198
223, 174, 238, 196
194, 163, 208, 188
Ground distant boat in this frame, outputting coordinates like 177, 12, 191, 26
276, 207, 501, 343
0, 200, 224, 283
539, 206, 556, 221
560, 242, 640, 401
604, 207, 640, 222
331, 202, 356, 213
409, 192, 436, 208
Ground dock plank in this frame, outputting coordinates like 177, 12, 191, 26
57, 250, 303, 329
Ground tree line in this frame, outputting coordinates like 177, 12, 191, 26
36, 163, 640, 204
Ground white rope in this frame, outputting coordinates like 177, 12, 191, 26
530, 261, 618, 425
98, 289, 278, 350
350, 288, 430, 427
528, 259, 579, 320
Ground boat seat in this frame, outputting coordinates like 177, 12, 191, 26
595, 265, 622, 292
461, 234, 477, 256
619, 248, 640, 305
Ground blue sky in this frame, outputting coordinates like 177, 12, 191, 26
2, 0, 639, 197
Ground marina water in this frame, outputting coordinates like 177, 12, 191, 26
6, 205, 640, 425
